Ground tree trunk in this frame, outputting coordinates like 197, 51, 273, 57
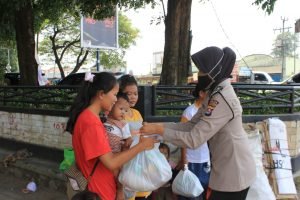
15, 0, 38, 85
159, 0, 192, 85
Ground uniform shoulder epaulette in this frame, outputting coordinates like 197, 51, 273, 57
210, 86, 223, 97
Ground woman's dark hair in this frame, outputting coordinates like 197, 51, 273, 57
117, 91, 129, 102
71, 190, 100, 200
66, 72, 117, 134
118, 74, 138, 92
192, 83, 206, 98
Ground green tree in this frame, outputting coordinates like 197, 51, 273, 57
0, 0, 278, 86
159, 0, 279, 85
39, 13, 139, 78
39, 14, 86, 79
0, 0, 156, 85
160, 0, 192, 85
272, 32, 299, 58
253, 0, 278, 14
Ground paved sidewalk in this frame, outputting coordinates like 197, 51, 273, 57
0, 171, 67, 200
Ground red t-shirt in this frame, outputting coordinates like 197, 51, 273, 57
72, 109, 116, 200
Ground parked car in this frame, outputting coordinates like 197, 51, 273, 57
252, 71, 275, 84
57, 73, 86, 86
280, 72, 300, 85
57, 72, 125, 86
239, 71, 276, 84
4, 72, 20, 85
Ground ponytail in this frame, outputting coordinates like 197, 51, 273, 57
66, 72, 117, 134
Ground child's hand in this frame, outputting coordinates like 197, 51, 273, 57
121, 137, 133, 151
139, 135, 157, 150
176, 159, 188, 171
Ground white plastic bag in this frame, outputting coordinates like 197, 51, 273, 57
119, 136, 172, 191
172, 164, 203, 197
246, 167, 276, 200
246, 130, 276, 200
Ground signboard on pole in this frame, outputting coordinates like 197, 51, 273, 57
81, 11, 118, 49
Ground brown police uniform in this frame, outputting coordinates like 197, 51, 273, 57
163, 79, 256, 192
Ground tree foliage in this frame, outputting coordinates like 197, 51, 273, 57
159, 0, 279, 86
101, 13, 139, 70
0, 0, 279, 85
39, 13, 139, 77
0, 0, 156, 85
272, 32, 299, 58
253, 0, 278, 14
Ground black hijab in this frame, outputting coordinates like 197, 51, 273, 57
191, 46, 236, 91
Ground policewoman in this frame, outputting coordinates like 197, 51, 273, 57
140, 46, 256, 200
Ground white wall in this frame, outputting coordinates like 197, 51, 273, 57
0, 111, 71, 149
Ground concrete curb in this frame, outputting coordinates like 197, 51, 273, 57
0, 148, 67, 193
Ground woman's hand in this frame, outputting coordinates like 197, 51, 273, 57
116, 187, 125, 200
138, 135, 157, 150
140, 122, 164, 136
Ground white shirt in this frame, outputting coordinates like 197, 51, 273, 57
37, 65, 48, 86
182, 104, 210, 163
104, 122, 131, 139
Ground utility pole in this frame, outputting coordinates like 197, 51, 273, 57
6, 49, 11, 72
96, 49, 100, 72
274, 17, 291, 80
295, 19, 300, 74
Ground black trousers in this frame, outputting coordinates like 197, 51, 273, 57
207, 187, 249, 200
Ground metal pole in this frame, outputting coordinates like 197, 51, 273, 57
281, 17, 287, 80
6, 49, 11, 72
96, 49, 100, 71
294, 38, 296, 74
7, 49, 10, 66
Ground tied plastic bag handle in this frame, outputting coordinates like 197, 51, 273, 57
183, 164, 188, 171
172, 165, 204, 197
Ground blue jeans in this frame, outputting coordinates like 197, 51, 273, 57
177, 162, 210, 200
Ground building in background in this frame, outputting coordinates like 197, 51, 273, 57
236, 54, 300, 82
152, 51, 163, 75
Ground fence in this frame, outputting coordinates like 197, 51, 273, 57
0, 85, 78, 116
1, 84, 300, 122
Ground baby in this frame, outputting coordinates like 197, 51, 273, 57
104, 92, 133, 153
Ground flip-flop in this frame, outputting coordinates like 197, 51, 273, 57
22, 188, 31, 194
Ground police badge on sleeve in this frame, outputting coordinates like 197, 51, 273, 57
205, 99, 219, 116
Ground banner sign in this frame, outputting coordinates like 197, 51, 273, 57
81, 11, 118, 49
268, 118, 297, 195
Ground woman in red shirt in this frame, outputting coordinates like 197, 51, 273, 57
66, 72, 156, 200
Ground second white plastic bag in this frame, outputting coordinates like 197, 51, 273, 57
172, 164, 203, 197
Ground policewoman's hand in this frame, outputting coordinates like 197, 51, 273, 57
140, 122, 164, 136
139, 135, 158, 150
